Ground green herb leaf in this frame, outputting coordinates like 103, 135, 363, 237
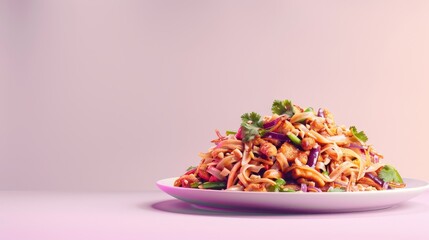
328, 187, 346, 192
350, 126, 368, 143
241, 122, 260, 142
240, 112, 264, 142
241, 112, 263, 127
271, 100, 295, 117
378, 165, 404, 183
190, 182, 200, 188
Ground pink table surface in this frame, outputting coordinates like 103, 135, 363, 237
1, 191, 428, 240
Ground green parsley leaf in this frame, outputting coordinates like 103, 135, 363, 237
350, 126, 368, 143
241, 122, 260, 142
271, 99, 295, 117
240, 112, 264, 142
328, 187, 346, 192
241, 112, 263, 127
378, 165, 404, 183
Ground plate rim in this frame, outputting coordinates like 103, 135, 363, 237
156, 177, 429, 212
157, 177, 429, 195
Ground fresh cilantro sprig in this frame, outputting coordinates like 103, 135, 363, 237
240, 122, 260, 142
271, 99, 294, 117
378, 165, 404, 183
240, 112, 265, 142
350, 126, 368, 143
241, 112, 263, 125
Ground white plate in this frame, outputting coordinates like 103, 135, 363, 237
156, 177, 429, 213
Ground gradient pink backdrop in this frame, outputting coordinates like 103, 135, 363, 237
1, 0, 428, 191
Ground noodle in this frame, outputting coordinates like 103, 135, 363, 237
174, 99, 406, 192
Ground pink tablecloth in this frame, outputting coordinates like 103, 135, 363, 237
1, 191, 428, 240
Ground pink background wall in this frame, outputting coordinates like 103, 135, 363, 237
1, 0, 428, 191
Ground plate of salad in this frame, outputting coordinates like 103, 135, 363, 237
157, 177, 428, 212
157, 99, 429, 212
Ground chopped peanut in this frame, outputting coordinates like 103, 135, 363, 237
310, 118, 325, 132
298, 151, 308, 165
301, 137, 316, 151
232, 149, 243, 159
